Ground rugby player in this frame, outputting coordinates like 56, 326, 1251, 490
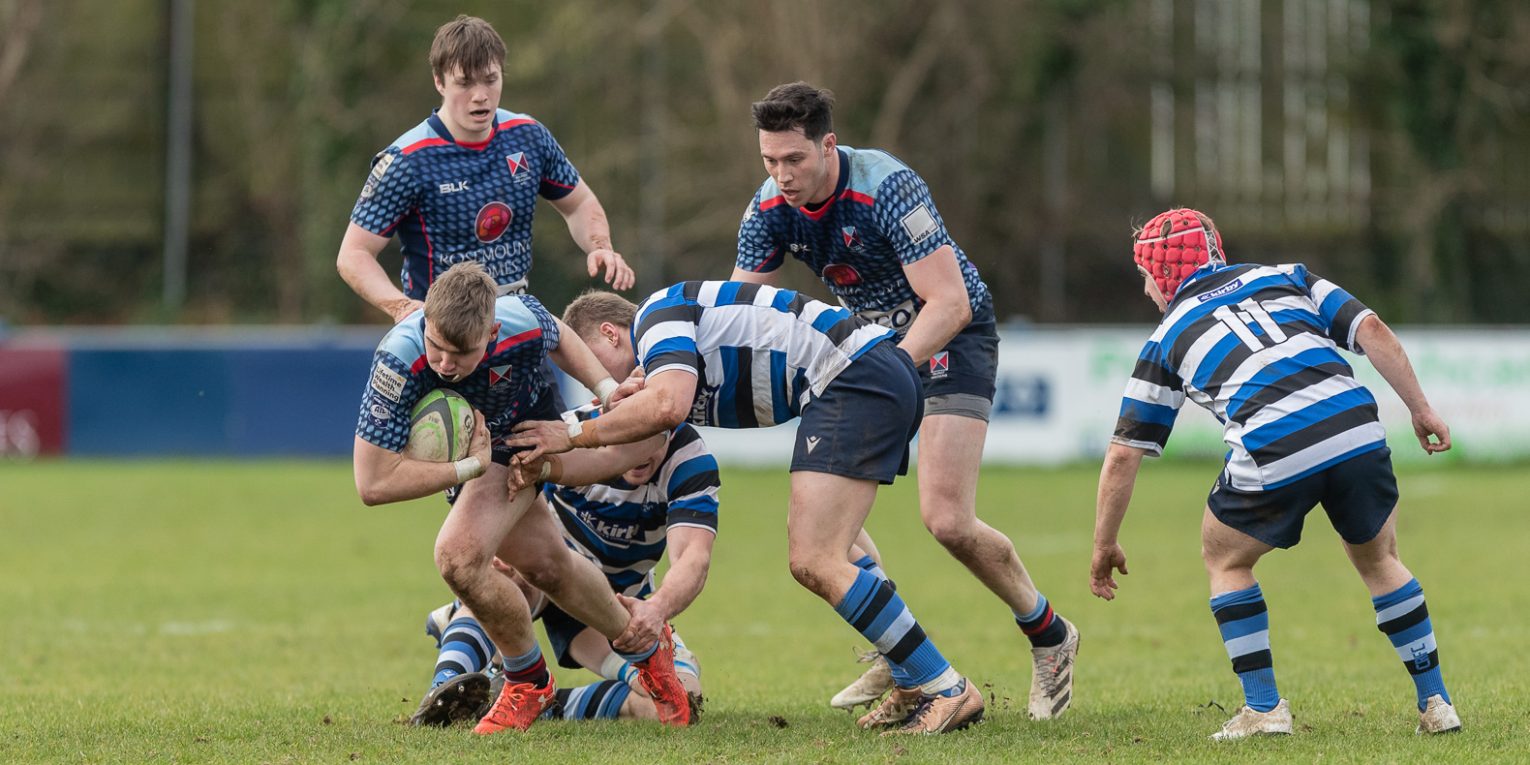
1089, 208, 1461, 738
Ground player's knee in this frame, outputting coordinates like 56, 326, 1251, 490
517, 555, 568, 596
787, 556, 830, 598
434, 543, 489, 591
923, 512, 977, 553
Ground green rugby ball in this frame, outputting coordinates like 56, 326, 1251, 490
404, 389, 475, 462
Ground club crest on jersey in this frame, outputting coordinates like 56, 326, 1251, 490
841, 226, 864, 251
475, 201, 513, 243
930, 351, 950, 378
489, 364, 512, 386
505, 152, 534, 185
823, 263, 863, 287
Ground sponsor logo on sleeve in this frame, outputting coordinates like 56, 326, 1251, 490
370, 364, 406, 402
900, 203, 938, 245
368, 403, 393, 421
360, 152, 396, 199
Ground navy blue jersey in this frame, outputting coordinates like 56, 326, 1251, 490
633, 281, 893, 428
1113, 263, 1384, 491
355, 294, 561, 451
350, 109, 581, 298
736, 145, 990, 332
545, 408, 720, 597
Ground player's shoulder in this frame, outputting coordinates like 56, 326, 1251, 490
376, 312, 427, 367
383, 115, 447, 157
842, 145, 919, 198
493, 109, 546, 139
494, 293, 550, 337
749, 175, 789, 215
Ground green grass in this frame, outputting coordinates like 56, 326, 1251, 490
1, 459, 1526, 763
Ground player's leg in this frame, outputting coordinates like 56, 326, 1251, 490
916, 411, 1079, 719
409, 598, 497, 727
433, 474, 551, 734
544, 625, 703, 722
1201, 505, 1292, 739
499, 495, 691, 726
1325, 449, 1458, 733
831, 530, 898, 710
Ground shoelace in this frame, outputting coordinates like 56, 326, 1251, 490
856, 649, 881, 664
1034, 651, 1065, 695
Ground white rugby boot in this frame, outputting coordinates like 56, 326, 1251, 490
831, 650, 894, 710
1211, 698, 1294, 740
1028, 616, 1079, 720
1416, 694, 1461, 734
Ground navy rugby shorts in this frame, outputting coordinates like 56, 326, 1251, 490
1206, 446, 1399, 549
791, 341, 923, 485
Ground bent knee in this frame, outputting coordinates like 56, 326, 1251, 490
435, 544, 490, 590
923, 513, 980, 552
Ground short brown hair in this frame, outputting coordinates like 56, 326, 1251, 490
562, 290, 638, 339
425, 262, 497, 348
752, 82, 835, 141
429, 15, 506, 82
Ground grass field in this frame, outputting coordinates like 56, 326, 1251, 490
2, 459, 1526, 763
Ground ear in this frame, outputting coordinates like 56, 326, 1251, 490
433, 75, 447, 97
822, 132, 837, 153
599, 321, 621, 346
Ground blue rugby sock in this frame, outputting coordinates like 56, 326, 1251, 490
541, 680, 632, 720
834, 569, 956, 693
1373, 578, 1450, 711
852, 554, 894, 590
431, 617, 495, 688
1211, 584, 1279, 713
1015, 593, 1068, 648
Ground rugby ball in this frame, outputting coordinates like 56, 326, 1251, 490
404, 389, 475, 462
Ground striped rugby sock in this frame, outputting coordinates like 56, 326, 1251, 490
834, 569, 956, 693
502, 643, 551, 689
852, 554, 894, 590
431, 617, 495, 688
541, 681, 632, 720
1373, 578, 1450, 711
1210, 583, 1279, 713
1014, 593, 1068, 648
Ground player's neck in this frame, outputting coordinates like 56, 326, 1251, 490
438, 111, 493, 145
804, 149, 841, 208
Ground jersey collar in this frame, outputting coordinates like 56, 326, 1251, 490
796, 148, 851, 223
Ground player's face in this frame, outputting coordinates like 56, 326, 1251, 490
1139, 266, 1169, 313
621, 440, 668, 484
424, 323, 495, 383
434, 63, 503, 143
759, 128, 837, 207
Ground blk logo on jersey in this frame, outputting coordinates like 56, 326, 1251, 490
930, 351, 950, 378
475, 201, 513, 243
489, 364, 512, 386
841, 226, 864, 251
823, 263, 863, 287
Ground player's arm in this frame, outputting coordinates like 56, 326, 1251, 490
613, 526, 715, 652
1354, 314, 1451, 454
337, 223, 421, 323
548, 180, 634, 290
507, 369, 695, 460
507, 433, 668, 492
352, 413, 490, 506
547, 317, 620, 408
1090, 442, 1145, 601
898, 244, 973, 365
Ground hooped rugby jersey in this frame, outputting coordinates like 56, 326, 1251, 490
355, 294, 560, 451
545, 406, 720, 597
1112, 263, 1384, 491
350, 109, 582, 298
736, 145, 990, 333
633, 281, 893, 428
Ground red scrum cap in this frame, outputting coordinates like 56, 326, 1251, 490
1133, 208, 1226, 301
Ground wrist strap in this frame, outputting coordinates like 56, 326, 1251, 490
570, 419, 603, 449
593, 378, 620, 409
454, 456, 485, 483
537, 455, 563, 484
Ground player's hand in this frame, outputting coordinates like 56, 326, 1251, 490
588, 249, 635, 291
604, 368, 645, 410
1089, 543, 1129, 601
386, 297, 424, 324
1412, 408, 1451, 454
505, 419, 573, 462
507, 453, 540, 493
466, 411, 492, 472
612, 594, 664, 654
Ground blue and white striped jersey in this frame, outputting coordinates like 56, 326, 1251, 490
545, 409, 720, 597
633, 281, 894, 428
1113, 263, 1384, 491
